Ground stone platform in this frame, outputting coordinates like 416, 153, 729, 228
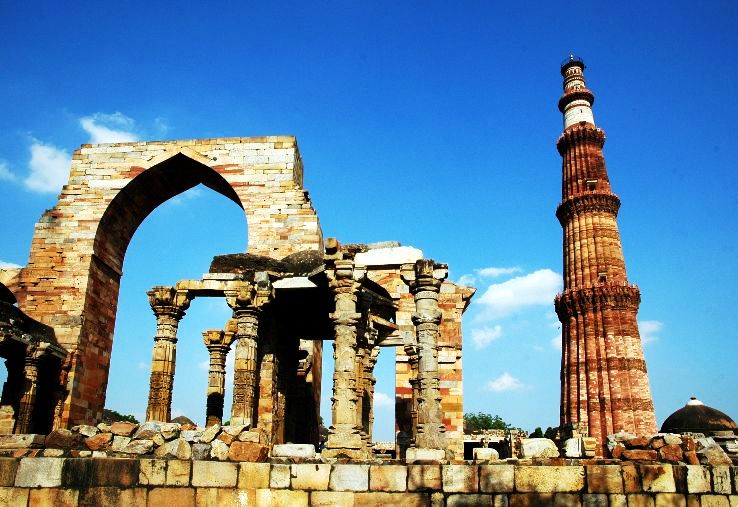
1, 458, 736, 506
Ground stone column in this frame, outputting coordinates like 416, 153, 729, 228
404, 342, 420, 445
15, 343, 49, 434
145, 286, 190, 422
323, 259, 366, 459
225, 273, 272, 427
364, 345, 380, 446
202, 327, 235, 427
402, 259, 448, 455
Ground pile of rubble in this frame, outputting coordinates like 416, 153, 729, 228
607, 431, 735, 465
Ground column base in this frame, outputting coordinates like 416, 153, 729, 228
321, 447, 368, 460
405, 447, 447, 463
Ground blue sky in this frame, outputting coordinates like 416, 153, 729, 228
1, 2, 737, 440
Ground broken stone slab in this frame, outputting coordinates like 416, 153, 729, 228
155, 438, 191, 460
0, 434, 45, 449
198, 424, 220, 443
192, 443, 211, 460
606, 431, 636, 451
111, 436, 132, 452
96, 423, 111, 433
473, 447, 500, 461
354, 246, 423, 267
85, 433, 112, 451
160, 423, 180, 440
121, 439, 154, 455
271, 443, 316, 459
238, 430, 261, 443
110, 421, 138, 437
521, 438, 560, 458
181, 430, 204, 442
222, 424, 248, 436
73, 425, 99, 438
405, 448, 446, 463
697, 443, 732, 465
210, 439, 230, 461
133, 422, 161, 440
45, 429, 83, 450
229, 441, 269, 462
563, 438, 582, 458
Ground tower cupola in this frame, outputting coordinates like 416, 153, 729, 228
559, 55, 596, 129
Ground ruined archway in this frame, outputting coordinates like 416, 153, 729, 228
14, 138, 322, 426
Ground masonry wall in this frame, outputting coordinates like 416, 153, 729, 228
13, 137, 323, 428
1, 458, 735, 506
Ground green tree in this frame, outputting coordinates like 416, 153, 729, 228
463, 412, 511, 433
530, 427, 544, 438
101, 408, 139, 424
544, 426, 557, 440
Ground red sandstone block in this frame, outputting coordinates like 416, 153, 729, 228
622, 449, 657, 461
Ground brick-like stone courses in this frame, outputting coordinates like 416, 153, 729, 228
1, 459, 736, 506
367, 269, 469, 459
13, 137, 323, 428
554, 63, 657, 454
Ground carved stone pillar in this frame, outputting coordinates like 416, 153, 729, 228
225, 273, 272, 427
402, 259, 448, 452
15, 343, 49, 434
364, 345, 379, 446
202, 327, 235, 427
323, 259, 366, 459
404, 343, 420, 446
145, 286, 190, 422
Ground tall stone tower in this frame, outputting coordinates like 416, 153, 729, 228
554, 56, 657, 453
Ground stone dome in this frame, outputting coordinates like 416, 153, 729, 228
661, 397, 737, 434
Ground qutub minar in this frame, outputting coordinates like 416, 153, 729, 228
554, 56, 658, 454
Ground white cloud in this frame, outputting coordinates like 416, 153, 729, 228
171, 186, 203, 205
0, 260, 22, 269
475, 268, 562, 320
457, 273, 476, 286
486, 372, 524, 392
477, 266, 521, 278
471, 325, 503, 349
550, 334, 562, 350
373, 391, 393, 408
153, 117, 170, 136
80, 112, 139, 144
0, 161, 16, 181
639, 320, 663, 345
137, 361, 147, 370
24, 140, 71, 193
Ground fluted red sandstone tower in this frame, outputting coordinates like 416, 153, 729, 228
554, 56, 657, 453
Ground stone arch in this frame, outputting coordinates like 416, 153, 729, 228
14, 137, 322, 426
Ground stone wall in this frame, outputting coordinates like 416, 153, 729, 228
0, 458, 735, 506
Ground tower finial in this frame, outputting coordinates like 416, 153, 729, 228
558, 55, 594, 129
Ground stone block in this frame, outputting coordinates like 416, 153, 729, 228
330, 464, 369, 491
28, 488, 79, 507
443, 465, 478, 493
45, 429, 83, 449
370, 464, 407, 492
586, 465, 623, 493
685, 465, 710, 493
255, 489, 309, 506
133, 421, 161, 440
228, 441, 268, 462
148, 487, 195, 507
0, 487, 28, 507
658, 444, 684, 463
622, 463, 641, 492
15, 457, 63, 487
626, 494, 654, 507
408, 464, 442, 491
474, 448, 500, 461
270, 463, 291, 488
622, 449, 658, 460
198, 425, 220, 443
192, 461, 237, 487
479, 464, 514, 493
77, 486, 147, 506
85, 432, 112, 451
155, 437, 191, 460
555, 493, 583, 506
120, 438, 153, 455
699, 496, 730, 507
310, 491, 355, 507
292, 463, 331, 490
355, 492, 430, 506
191, 443, 211, 460
563, 438, 582, 458
509, 493, 554, 506
515, 466, 584, 493
0, 459, 19, 486
713, 466, 732, 494
609, 494, 627, 507
405, 447, 445, 463
139, 459, 166, 485
110, 435, 131, 451
167, 459, 191, 486
640, 464, 676, 493
654, 493, 686, 507
520, 438, 559, 458
85, 458, 139, 487
0, 434, 45, 449
195, 488, 254, 506
239, 462, 270, 489
272, 443, 315, 458
110, 421, 137, 436
210, 439, 229, 460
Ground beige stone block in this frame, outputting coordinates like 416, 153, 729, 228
196, 488, 253, 506
239, 462, 270, 489
586, 465, 623, 493
291, 463, 331, 490
28, 488, 78, 507
700, 496, 730, 507
728, 495, 738, 507
167, 459, 191, 486
330, 464, 369, 492
148, 487, 195, 507
554, 493, 583, 506
713, 466, 732, 495
686, 465, 711, 493
15, 458, 64, 487
640, 465, 676, 493
515, 466, 585, 493
446, 493, 496, 506
310, 491, 355, 507
408, 464, 442, 491
0, 487, 29, 507
627, 494, 655, 507
192, 461, 238, 487
255, 489, 308, 506
479, 464, 514, 493
370, 465, 407, 492
509, 493, 554, 506
609, 494, 627, 507
443, 465, 478, 493
355, 492, 429, 506
270, 464, 291, 489
655, 493, 686, 507
139, 459, 166, 485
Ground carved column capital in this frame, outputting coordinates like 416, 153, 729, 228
147, 286, 191, 320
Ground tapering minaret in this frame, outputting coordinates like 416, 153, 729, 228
554, 56, 657, 454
